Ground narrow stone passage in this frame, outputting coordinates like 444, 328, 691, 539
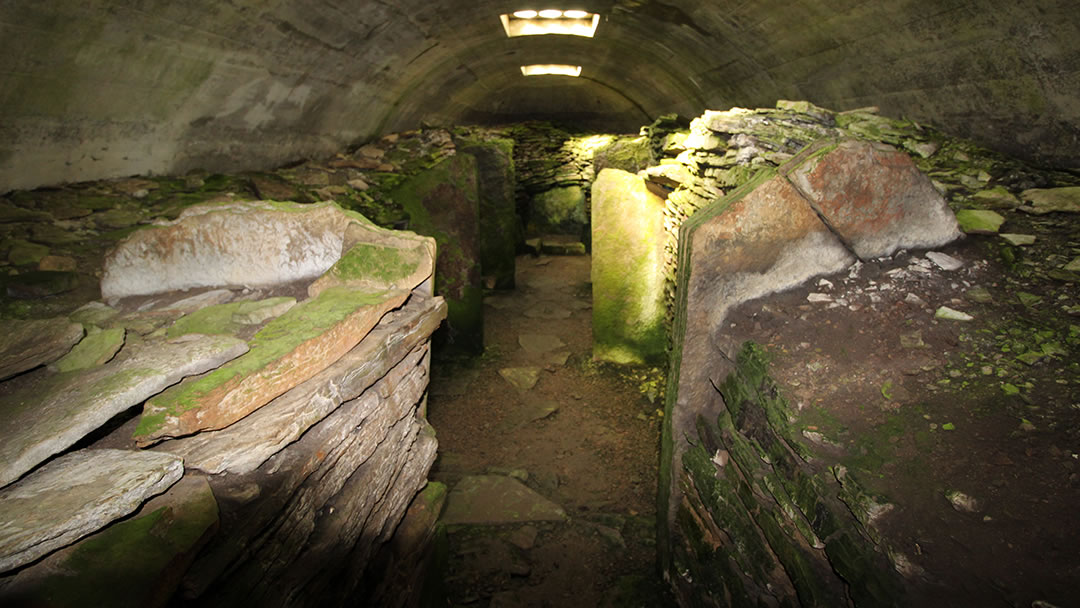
427, 253, 674, 607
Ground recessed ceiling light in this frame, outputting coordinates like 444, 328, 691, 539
500, 10, 600, 37
520, 64, 582, 77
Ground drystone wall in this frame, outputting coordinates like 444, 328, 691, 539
0, 201, 446, 608
500, 122, 653, 251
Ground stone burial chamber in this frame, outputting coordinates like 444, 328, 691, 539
660, 138, 962, 606
0, 200, 447, 607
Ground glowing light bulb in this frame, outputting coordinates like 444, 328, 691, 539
538, 9, 563, 18
513, 10, 538, 18
563, 10, 588, 18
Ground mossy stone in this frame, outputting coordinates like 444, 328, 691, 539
529, 186, 587, 236
165, 297, 296, 339
456, 136, 518, 290
389, 154, 483, 356
7, 239, 50, 266
51, 327, 126, 372
591, 169, 668, 365
0, 477, 219, 608
135, 287, 393, 439
955, 209, 1005, 234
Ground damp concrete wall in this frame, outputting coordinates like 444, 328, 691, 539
1, 1, 1078, 191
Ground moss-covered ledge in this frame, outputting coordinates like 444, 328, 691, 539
666, 342, 903, 607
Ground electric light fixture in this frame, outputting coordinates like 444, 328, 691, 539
500, 9, 600, 37
520, 64, 583, 77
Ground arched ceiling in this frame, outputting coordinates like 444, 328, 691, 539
1, 0, 1077, 191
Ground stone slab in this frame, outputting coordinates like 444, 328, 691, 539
0, 449, 183, 572
0, 318, 83, 381
135, 287, 410, 446
0, 334, 248, 487
499, 367, 540, 391
1020, 186, 1080, 214
440, 475, 567, 525
0, 475, 219, 607
306, 221, 435, 298
591, 169, 669, 365
165, 297, 297, 339
154, 296, 446, 474
518, 333, 565, 355
663, 169, 856, 572
782, 139, 961, 259
390, 154, 483, 355
102, 201, 349, 299
184, 347, 435, 605
49, 327, 126, 372
955, 209, 1005, 234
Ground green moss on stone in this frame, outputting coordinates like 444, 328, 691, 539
135, 287, 389, 438
331, 243, 421, 283
52, 327, 125, 372
165, 297, 295, 339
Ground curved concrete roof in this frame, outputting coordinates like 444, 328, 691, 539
1, 0, 1078, 190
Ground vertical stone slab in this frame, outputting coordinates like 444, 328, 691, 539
457, 136, 519, 290
660, 169, 854, 583
591, 168, 668, 365
391, 154, 484, 355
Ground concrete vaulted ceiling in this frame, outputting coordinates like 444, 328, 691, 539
1, 0, 1078, 191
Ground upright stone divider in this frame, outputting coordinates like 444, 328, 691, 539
591, 168, 668, 365
390, 153, 484, 355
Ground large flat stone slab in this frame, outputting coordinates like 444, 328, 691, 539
0, 318, 84, 381
441, 475, 567, 525
0, 334, 248, 487
102, 201, 355, 300
0, 449, 184, 572
101, 200, 433, 301
591, 168, 668, 364
782, 139, 961, 259
154, 295, 447, 474
517, 333, 565, 355
134, 287, 410, 446
1019, 186, 1080, 214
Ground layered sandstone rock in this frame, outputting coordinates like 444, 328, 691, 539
0, 200, 446, 608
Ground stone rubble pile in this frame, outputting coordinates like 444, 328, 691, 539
0, 200, 446, 608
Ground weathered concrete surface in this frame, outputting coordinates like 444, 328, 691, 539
0, 449, 183, 573
782, 139, 962, 259
135, 287, 409, 446
154, 295, 446, 474
0, 334, 248, 487
0, 318, 83, 381
591, 169, 668, 365
0, 475, 219, 608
